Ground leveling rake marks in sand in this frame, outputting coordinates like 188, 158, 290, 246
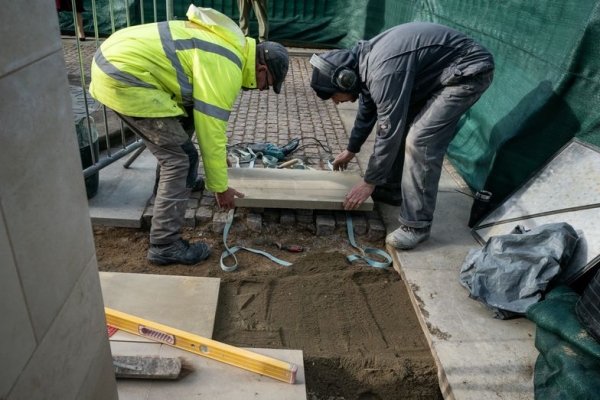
105, 308, 298, 384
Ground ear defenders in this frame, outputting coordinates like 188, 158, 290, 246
310, 54, 359, 92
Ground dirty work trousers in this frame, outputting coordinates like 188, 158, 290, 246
238, 0, 268, 42
117, 113, 198, 245
395, 71, 494, 229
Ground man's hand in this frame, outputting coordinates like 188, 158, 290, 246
332, 150, 356, 171
343, 181, 375, 210
215, 187, 245, 211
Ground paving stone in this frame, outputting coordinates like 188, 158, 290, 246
297, 222, 316, 234
212, 211, 229, 234
263, 209, 280, 223
234, 208, 247, 218
280, 209, 296, 226
142, 205, 153, 227
189, 190, 202, 200
334, 211, 348, 227
200, 196, 216, 207
296, 214, 314, 224
250, 207, 264, 213
231, 219, 247, 232
351, 213, 367, 236
186, 198, 199, 209
184, 208, 196, 228
316, 213, 335, 236
247, 212, 262, 232
367, 218, 386, 241
295, 209, 313, 216
231, 208, 247, 232
195, 206, 213, 224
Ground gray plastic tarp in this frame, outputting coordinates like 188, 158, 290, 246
460, 222, 579, 319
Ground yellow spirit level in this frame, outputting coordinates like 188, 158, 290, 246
105, 307, 297, 384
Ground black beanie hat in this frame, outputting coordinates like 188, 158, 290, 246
310, 49, 359, 100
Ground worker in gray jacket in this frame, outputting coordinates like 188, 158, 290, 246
310, 22, 494, 250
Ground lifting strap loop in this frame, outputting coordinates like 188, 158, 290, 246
220, 209, 292, 272
345, 212, 392, 269
228, 147, 280, 168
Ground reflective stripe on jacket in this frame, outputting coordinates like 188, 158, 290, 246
89, 10, 256, 193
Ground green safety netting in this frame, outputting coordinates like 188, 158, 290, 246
526, 286, 600, 399
59, 1, 600, 206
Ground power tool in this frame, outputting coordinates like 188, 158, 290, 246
248, 139, 299, 161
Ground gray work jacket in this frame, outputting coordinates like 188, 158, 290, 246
348, 22, 494, 185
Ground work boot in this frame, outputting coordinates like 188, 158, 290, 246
385, 225, 431, 250
371, 185, 402, 206
192, 176, 205, 192
147, 238, 211, 266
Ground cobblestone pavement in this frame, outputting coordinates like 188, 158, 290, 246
62, 37, 386, 239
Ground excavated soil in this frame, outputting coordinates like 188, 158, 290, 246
94, 224, 441, 399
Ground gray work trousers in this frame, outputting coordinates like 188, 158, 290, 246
397, 71, 494, 229
238, 0, 268, 42
118, 114, 198, 245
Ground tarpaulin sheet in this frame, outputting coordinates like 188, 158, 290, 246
60, 1, 600, 206
459, 222, 579, 319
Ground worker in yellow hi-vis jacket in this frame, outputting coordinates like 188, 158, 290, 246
90, 6, 289, 266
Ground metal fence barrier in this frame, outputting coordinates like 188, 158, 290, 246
63, 1, 174, 184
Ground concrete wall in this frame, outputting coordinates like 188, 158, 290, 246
0, 1, 117, 399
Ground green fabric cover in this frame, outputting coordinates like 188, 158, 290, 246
526, 286, 600, 399
60, 1, 600, 206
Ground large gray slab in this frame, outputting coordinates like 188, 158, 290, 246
100, 272, 220, 342
88, 149, 156, 227
0, 218, 36, 398
1, 51, 97, 341
0, 0, 62, 77
9, 262, 117, 400
229, 168, 373, 211
388, 169, 537, 400
110, 341, 306, 399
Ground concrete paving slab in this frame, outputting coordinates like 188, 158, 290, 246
229, 168, 373, 211
110, 341, 306, 399
387, 170, 536, 400
88, 149, 156, 228
99, 272, 220, 342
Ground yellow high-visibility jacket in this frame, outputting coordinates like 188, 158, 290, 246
89, 7, 257, 193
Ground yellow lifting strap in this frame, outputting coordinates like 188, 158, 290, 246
105, 307, 297, 384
